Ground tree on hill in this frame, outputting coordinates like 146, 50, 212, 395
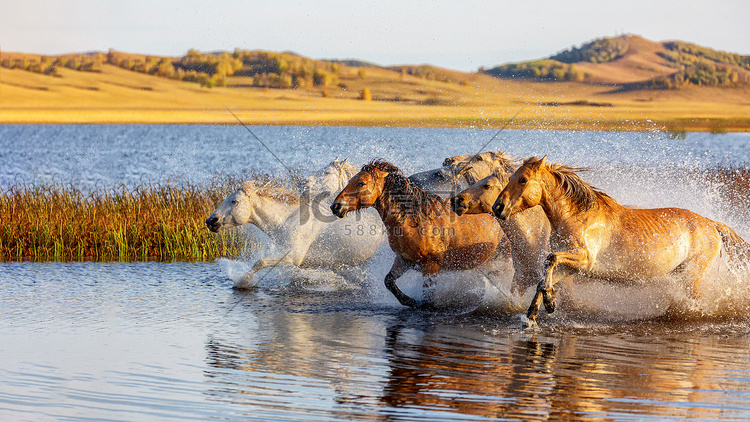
482, 59, 588, 82
644, 42, 750, 89
483, 35, 750, 90
551, 36, 629, 64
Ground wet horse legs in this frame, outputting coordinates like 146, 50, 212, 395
525, 249, 587, 326
384, 257, 420, 308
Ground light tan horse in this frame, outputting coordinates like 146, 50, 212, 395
450, 162, 551, 296
331, 160, 508, 309
409, 151, 516, 198
493, 156, 750, 327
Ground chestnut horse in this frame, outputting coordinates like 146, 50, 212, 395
450, 164, 551, 296
493, 156, 750, 327
331, 160, 507, 309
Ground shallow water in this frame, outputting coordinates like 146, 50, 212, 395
2, 261, 750, 421
3, 125, 750, 420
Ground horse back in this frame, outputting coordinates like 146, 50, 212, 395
583, 206, 722, 278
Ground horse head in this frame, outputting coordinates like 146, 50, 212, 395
409, 151, 514, 198
206, 181, 258, 232
300, 157, 358, 203
493, 156, 547, 220
330, 160, 394, 218
206, 180, 298, 231
450, 170, 508, 216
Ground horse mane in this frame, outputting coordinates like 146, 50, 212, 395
243, 180, 300, 205
527, 157, 610, 212
331, 157, 358, 182
444, 151, 517, 185
361, 159, 445, 225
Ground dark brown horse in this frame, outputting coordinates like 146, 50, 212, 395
331, 160, 508, 309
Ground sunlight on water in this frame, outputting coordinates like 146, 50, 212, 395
3, 126, 750, 421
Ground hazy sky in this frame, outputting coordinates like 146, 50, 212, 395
1, 0, 748, 71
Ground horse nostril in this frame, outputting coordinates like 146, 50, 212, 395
492, 202, 504, 218
206, 216, 221, 231
330, 202, 341, 216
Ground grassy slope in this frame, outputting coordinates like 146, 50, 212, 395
1, 45, 750, 131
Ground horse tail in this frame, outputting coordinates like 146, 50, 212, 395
715, 221, 750, 264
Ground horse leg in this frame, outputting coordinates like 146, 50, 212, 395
384, 257, 420, 308
238, 250, 301, 288
420, 260, 443, 310
252, 250, 300, 272
525, 288, 545, 327
683, 237, 722, 300
540, 249, 589, 314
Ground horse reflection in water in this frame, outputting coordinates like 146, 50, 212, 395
203, 309, 737, 421
331, 159, 509, 309
492, 156, 750, 327
381, 323, 733, 420
206, 158, 385, 288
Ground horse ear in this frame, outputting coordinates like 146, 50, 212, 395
539, 155, 547, 167
343, 157, 349, 164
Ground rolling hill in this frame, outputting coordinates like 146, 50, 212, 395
482, 34, 750, 89
1, 35, 749, 131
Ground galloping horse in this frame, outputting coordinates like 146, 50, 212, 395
409, 151, 514, 198
450, 166, 551, 295
492, 156, 750, 327
206, 159, 385, 288
330, 159, 507, 309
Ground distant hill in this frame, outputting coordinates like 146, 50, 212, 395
482, 34, 750, 90
3, 35, 748, 92
2, 35, 750, 130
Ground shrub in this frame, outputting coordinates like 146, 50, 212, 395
359, 87, 372, 101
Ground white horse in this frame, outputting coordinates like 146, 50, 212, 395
206, 158, 385, 288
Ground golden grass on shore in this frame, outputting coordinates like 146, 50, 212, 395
1, 164, 750, 263
0, 180, 250, 262
2, 64, 750, 131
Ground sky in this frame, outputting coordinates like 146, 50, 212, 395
1, 0, 748, 72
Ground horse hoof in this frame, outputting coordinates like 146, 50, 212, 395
233, 272, 259, 289
544, 299, 556, 314
520, 315, 538, 330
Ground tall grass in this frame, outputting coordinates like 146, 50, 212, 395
0, 179, 251, 262
3, 164, 748, 262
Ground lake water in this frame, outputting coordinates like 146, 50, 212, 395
2, 125, 750, 421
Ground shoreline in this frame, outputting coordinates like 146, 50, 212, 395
2, 111, 749, 132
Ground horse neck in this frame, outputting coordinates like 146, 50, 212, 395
537, 170, 585, 229
372, 188, 402, 227
246, 195, 298, 237
373, 179, 446, 228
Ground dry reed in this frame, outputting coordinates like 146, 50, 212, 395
3, 165, 748, 261
0, 178, 252, 262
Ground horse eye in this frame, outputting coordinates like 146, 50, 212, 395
483, 184, 491, 190
356, 181, 366, 187
434, 171, 444, 179
519, 178, 528, 185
